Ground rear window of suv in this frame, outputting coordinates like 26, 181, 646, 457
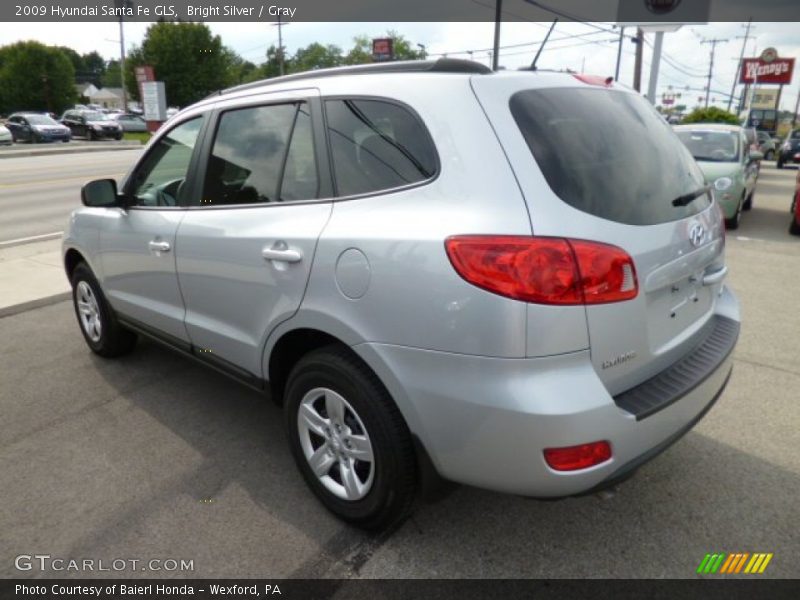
510, 88, 709, 226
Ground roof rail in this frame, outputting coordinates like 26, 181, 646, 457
213, 58, 492, 98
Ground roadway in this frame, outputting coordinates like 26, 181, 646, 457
0, 159, 798, 579
0, 149, 140, 245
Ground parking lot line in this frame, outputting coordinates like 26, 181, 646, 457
0, 231, 63, 247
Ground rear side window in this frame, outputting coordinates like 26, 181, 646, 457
510, 88, 709, 226
201, 102, 318, 206
324, 99, 437, 197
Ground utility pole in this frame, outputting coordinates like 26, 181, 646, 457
646, 31, 665, 104
271, 16, 290, 76
118, 18, 127, 111
113, 0, 133, 112
633, 28, 644, 93
492, 0, 502, 71
701, 38, 728, 108
614, 25, 625, 81
792, 87, 800, 128
728, 20, 754, 112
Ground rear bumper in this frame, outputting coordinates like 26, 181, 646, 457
354, 285, 740, 497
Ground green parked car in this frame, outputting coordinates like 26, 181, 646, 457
674, 124, 762, 229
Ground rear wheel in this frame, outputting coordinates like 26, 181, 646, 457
284, 345, 417, 530
791, 216, 800, 236
71, 262, 137, 357
777, 157, 784, 169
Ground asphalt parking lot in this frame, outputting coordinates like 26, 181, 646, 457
1, 164, 798, 580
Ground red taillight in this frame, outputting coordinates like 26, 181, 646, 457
543, 441, 612, 471
444, 236, 637, 305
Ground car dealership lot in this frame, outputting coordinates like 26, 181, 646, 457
1, 164, 798, 579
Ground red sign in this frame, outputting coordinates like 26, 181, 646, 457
739, 57, 794, 85
372, 38, 394, 62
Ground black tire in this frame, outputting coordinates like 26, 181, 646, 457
743, 192, 753, 211
87, 129, 95, 141
284, 345, 417, 530
777, 157, 784, 169
790, 217, 800, 236
70, 262, 137, 358
725, 199, 742, 230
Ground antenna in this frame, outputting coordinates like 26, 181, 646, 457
531, 18, 559, 70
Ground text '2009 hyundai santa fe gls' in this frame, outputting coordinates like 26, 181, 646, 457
63, 59, 740, 529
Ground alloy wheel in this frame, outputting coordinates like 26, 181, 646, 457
76, 280, 102, 342
297, 387, 375, 501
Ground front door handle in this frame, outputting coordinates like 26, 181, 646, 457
148, 240, 171, 253
262, 246, 303, 263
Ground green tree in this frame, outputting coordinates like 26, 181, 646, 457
291, 43, 343, 72
124, 21, 238, 106
0, 41, 76, 114
82, 51, 107, 86
102, 59, 122, 87
682, 106, 740, 125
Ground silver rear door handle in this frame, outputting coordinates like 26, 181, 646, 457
148, 240, 171, 253
262, 246, 303, 263
702, 266, 727, 286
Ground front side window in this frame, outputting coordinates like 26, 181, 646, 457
128, 116, 204, 207
201, 102, 317, 206
324, 99, 437, 197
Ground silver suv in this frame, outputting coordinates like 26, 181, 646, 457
64, 60, 740, 529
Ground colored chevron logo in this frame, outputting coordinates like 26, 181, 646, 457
697, 552, 773, 574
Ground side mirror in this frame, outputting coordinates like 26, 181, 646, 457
749, 150, 764, 161
82, 179, 119, 207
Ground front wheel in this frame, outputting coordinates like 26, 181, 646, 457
71, 263, 137, 357
743, 192, 753, 211
284, 346, 417, 530
791, 216, 800, 236
725, 199, 742, 230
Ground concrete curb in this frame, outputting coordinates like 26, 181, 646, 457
0, 292, 70, 319
0, 143, 142, 159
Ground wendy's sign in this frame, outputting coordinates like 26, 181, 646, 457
740, 48, 795, 85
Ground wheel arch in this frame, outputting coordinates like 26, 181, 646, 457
64, 247, 88, 280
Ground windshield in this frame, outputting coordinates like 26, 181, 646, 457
509, 88, 709, 226
676, 130, 740, 162
83, 112, 109, 121
25, 114, 59, 125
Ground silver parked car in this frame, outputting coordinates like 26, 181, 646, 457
63, 60, 740, 529
110, 113, 148, 132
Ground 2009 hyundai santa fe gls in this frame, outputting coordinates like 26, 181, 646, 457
63, 59, 740, 529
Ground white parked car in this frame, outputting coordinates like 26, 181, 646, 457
0, 123, 12, 146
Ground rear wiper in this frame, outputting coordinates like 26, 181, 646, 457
672, 185, 711, 207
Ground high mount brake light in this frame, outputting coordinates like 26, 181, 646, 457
572, 74, 614, 87
445, 236, 638, 305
